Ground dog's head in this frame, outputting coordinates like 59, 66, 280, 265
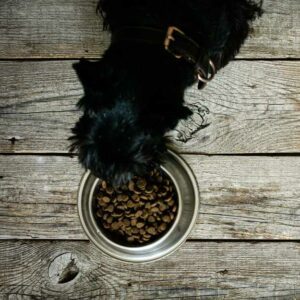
70, 101, 168, 186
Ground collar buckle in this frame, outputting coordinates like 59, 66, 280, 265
164, 26, 185, 59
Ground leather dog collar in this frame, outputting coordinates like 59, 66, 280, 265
111, 26, 216, 89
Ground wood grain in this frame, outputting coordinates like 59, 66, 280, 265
0, 240, 299, 299
0, 0, 299, 59
0, 60, 299, 154
0, 155, 299, 240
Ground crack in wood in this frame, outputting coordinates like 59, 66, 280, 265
7, 136, 23, 145
217, 269, 229, 275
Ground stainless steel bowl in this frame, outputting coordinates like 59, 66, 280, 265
78, 150, 199, 263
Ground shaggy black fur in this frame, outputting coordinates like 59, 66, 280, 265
70, 0, 263, 186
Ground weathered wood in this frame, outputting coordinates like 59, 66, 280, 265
0, 155, 299, 240
0, 0, 299, 59
0, 240, 299, 299
1, 60, 299, 154
0, 0, 110, 59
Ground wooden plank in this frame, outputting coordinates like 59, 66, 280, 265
0, 60, 299, 154
0, 0, 299, 59
0, 0, 110, 59
0, 155, 299, 240
0, 240, 299, 299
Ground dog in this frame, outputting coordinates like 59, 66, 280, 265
70, 0, 263, 186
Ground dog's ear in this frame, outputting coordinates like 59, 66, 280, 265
73, 58, 110, 111
73, 58, 103, 92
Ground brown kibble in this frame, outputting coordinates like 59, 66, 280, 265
159, 202, 168, 212
136, 222, 145, 229
111, 212, 122, 217
127, 200, 135, 208
128, 180, 135, 191
103, 222, 110, 229
111, 222, 121, 230
106, 186, 114, 195
125, 212, 135, 218
132, 228, 139, 234
147, 227, 157, 235
148, 216, 155, 223
98, 198, 108, 207
107, 216, 113, 224
141, 211, 149, 220
105, 204, 114, 213
102, 196, 111, 203
133, 188, 142, 195
145, 184, 154, 194
101, 181, 107, 189
159, 223, 167, 232
125, 227, 132, 235
123, 218, 130, 226
116, 205, 125, 211
147, 194, 155, 201
165, 196, 172, 202
135, 210, 143, 218
136, 178, 147, 190
162, 215, 171, 223
132, 194, 140, 202
117, 194, 129, 202
127, 236, 135, 242
172, 205, 177, 213
121, 184, 128, 191
169, 199, 175, 206
151, 207, 159, 213
131, 219, 137, 226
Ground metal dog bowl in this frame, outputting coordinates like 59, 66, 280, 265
78, 149, 199, 263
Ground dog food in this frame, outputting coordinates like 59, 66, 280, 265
93, 169, 178, 245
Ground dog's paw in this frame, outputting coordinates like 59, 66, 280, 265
167, 102, 210, 143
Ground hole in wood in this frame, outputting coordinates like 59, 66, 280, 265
48, 252, 80, 285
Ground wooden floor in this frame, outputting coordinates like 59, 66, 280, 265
0, 0, 299, 299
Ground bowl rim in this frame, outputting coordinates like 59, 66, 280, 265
77, 149, 199, 263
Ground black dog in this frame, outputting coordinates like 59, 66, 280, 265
70, 0, 263, 185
